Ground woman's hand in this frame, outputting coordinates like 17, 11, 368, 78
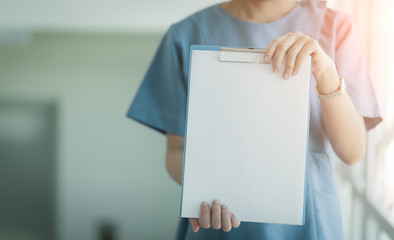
189, 199, 241, 233
264, 31, 337, 84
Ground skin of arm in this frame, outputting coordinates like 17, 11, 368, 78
316, 65, 366, 165
165, 132, 184, 185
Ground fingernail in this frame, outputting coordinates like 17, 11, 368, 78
202, 202, 209, 207
292, 70, 297, 76
283, 73, 289, 80
264, 56, 269, 62
221, 204, 227, 209
213, 199, 220, 205
273, 67, 278, 73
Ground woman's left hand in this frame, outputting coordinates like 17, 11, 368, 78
264, 31, 336, 81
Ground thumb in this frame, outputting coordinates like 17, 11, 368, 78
189, 218, 200, 233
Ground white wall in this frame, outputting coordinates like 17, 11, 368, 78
0, 32, 182, 240
0, 0, 223, 32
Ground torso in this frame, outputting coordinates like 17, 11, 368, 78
173, 2, 346, 239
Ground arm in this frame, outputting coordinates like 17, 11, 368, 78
315, 66, 366, 165
264, 31, 366, 165
165, 132, 184, 185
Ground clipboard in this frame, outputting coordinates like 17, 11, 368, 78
180, 45, 311, 225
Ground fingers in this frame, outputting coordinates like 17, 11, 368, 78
264, 31, 320, 79
221, 204, 232, 232
198, 201, 211, 229
230, 212, 241, 228
189, 218, 200, 233
266, 31, 304, 73
193, 200, 240, 233
293, 39, 318, 76
264, 32, 293, 63
284, 35, 310, 78
211, 199, 222, 229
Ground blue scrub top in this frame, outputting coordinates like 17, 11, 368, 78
127, 1, 382, 239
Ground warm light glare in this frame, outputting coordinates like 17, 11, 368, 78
383, 140, 394, 217
391, 1, 394, 29
376, 0, 394, 222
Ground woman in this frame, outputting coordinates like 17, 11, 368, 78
127, 0, 382, 239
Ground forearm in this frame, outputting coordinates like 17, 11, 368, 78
165, 148, 184, 185
316, 67, 366, 165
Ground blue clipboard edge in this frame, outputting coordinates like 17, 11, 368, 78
180, 45, 311, 226
302, 59, 312, 225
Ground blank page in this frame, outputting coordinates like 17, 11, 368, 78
181, 46, 311, 225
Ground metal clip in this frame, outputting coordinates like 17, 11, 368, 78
219, 47, 270, 64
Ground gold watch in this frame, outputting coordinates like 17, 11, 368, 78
316, 77, 347, 101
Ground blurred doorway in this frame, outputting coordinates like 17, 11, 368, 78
0, 101, 56, 240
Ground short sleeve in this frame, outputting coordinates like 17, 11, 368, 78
126, 26, 187, 136
334, 14, 383, 130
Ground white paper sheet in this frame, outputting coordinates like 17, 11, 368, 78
181, 47, 311, 225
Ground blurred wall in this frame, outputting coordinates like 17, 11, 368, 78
0, 0, 223, 32
0, 32, 182, 240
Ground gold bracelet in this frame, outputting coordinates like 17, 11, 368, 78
316, 77, 347, 101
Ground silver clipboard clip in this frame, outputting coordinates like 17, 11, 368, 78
219, 47, 270, 64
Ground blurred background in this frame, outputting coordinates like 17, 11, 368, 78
0, 0, 393, 239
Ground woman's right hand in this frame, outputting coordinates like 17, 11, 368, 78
188, 199, 241, 233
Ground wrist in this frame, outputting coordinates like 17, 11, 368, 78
314, 64, 340, 94
316, 77, 347, 101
